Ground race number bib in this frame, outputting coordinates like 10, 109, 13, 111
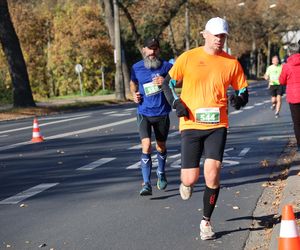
143, 82, 162, 96
195, 108, 220, 124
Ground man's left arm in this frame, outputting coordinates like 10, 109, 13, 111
229, 87, 249, 110
229, 62, 249, 110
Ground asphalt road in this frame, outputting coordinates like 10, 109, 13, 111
0, 81, 294, 250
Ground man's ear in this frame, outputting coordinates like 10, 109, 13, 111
201, 31, 208, 39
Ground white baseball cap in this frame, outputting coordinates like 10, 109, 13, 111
204, 17, 229, 35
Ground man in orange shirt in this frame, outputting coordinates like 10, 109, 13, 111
162, 17, 248, 240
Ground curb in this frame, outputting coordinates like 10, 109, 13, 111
269, 149, 300, 250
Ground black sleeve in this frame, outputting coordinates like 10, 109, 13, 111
161, 74, 177, 108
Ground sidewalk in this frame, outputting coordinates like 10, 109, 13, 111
269, 144, 300, 249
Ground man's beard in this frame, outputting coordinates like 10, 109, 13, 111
143, 56, 161, 69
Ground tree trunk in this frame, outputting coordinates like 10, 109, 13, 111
0, 0, 35, 107
185, 1, 190, 51
113, 0, 125, 100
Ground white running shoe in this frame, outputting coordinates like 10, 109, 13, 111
200, 220, 216, 240
179, 183, 193, 200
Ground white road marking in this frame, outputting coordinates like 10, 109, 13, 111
169, 131, 180, 138
77, 158, 115, 170
38, 118, 137, 140
126, 155, 158, 169
169, 153, 181, 159
170, 159, 181, 168
126, 162, 140, 169
0, 183, 59, 205
111, 113, 131, 117
258, 135, 291, 141
124, 108, 136, 111
243, 106, 254, 110
103, 111, 116, 115
0, 117, 136, 152
239, 147, 250, 156
40, 113, 92, 120
224, 147, 234, 156
0, 115, 90, 135
129, 141, 155, 150
0, 135, 8, 138
254, 102, 264, 106
222, 158, 241, 166
0, 141, 31, 152
230, 110, 243, 115
264, 100, 271, 103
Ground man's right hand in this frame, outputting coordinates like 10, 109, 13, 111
173, 99, 189, 118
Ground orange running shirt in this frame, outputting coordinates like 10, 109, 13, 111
169, 46, 248, 131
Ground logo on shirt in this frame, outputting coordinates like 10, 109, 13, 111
199, 60, 206, 66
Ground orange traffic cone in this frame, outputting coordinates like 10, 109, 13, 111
278, 204, 300, 250
31, 117, 44, 143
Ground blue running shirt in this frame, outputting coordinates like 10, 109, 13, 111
131, 60, 172, 116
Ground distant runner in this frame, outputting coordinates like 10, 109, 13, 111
264, 55, 283, 118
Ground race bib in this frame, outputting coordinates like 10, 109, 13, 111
195, 108, 220, 124
143, 82, 162, 96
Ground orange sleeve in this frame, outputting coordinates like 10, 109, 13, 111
231, 61, 248, 90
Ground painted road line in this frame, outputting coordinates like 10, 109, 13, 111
230, 110, 243, 115
41, 113, 92, 120
124, 108, 136, 111
224, 147, 234, 156
0, 183, 59, 205
126, 162, 140, 169
263, 100, 271, 103
239, 147, 250, 157
111, 113, 131, 117
129, 141, 155, 150
258, 135, 292, 141
0, 117, 136, 152
243, 106, 254, 110
254, 102, 264, 106
77, 158, 115, 170
169, 131, 180, 138
103, 111, 116, 115
46, 117, 136, 140
0, 115, 90, 135
126, 155, 158, 170
0, 141, 31, 152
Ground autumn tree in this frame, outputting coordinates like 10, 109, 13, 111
0, 0, 35, 107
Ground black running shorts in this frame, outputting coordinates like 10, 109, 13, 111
181, 127, 227, 168
137, 114, 170, 141
269, 85, 284, 97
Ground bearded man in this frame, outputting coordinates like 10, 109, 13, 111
130, 37, 173, 196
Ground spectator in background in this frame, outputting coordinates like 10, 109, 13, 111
279, 41, 300, 151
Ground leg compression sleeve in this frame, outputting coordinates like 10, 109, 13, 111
203, 186, 220, 220
141, 153, 152, 184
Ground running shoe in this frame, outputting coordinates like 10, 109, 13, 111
179, 183, 193, 200
200, 220, 216, 240
271, 104, 276, 110
275, 112, 279, 118
157, 172, 168, 190
139, 183, 152, 196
